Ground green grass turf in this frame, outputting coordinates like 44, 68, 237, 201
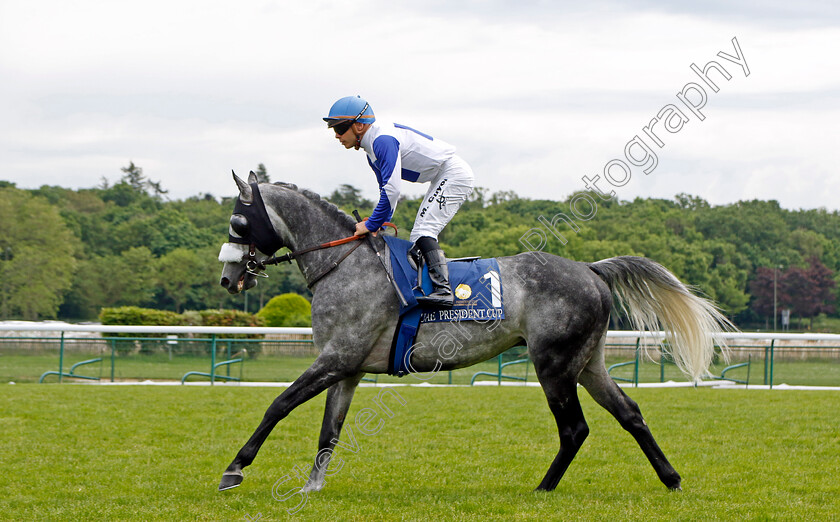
1, 385, 838, 521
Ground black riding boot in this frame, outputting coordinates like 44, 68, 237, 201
414, 237, 454, 308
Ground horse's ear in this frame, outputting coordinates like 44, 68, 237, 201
248, 171, 259, 185
233, 170, 253, 204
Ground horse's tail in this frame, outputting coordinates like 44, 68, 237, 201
588, 256, 735, 382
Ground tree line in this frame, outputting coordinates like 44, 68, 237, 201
1, 163, 838, 330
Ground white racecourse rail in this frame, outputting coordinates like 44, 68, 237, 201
2, 323, 840, 342
0, 323, 311, 336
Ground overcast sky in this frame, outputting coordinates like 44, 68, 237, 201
1, 1, 838, 211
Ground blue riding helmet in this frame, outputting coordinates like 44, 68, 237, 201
323, 96, 375, 128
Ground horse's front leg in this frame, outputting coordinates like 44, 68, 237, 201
302, 372, 365, 492
218, 353, 357, 491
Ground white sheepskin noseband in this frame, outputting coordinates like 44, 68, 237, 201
218, 243, 246, 263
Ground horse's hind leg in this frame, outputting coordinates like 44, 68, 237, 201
535, 384, 589, 491
530, 340, 591, 492
579, 354, 682, 490
302, 372, 365, 492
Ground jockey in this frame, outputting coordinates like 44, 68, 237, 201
324, 95, 474, 308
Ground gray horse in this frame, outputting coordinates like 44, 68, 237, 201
218, 171, 733, 493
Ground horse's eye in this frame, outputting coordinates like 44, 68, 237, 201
230, 214, 250, 238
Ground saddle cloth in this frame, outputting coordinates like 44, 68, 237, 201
381, 236, 505, 376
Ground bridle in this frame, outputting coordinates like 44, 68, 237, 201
229, 182, 396, 288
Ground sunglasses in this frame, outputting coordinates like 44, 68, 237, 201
333, 120, 354, 136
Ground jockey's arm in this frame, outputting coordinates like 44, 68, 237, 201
365, 135, 402, 234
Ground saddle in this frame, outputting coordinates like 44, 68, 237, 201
381, 236, 505, 376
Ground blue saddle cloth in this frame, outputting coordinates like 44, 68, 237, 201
382, 236, 504, 376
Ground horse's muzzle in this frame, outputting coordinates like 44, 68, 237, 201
219, 276, 236, 294
220, 271, 256, 294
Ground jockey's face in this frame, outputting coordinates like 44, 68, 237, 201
334, 122, 367, 149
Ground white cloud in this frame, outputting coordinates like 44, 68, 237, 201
0, 1, 838, 210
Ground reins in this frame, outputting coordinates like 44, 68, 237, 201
244, 222, 398, 289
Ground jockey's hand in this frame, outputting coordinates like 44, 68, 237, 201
354, 221, 378, 237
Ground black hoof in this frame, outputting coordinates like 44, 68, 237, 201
219, 472, 243, 491
662, 471, 682, 491
534, 482, 556, 492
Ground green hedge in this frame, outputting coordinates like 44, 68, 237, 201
99, 306, 264, 356
195, 309, 265, 358
99, 306, 182, 329
197, 309, 264, 329
256, 293, 311, 327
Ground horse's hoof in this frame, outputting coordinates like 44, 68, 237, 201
219, 472, 244, 491
302, 481, 324, 493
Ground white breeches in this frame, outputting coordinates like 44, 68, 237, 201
409, 155, 474, 243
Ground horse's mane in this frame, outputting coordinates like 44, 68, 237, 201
272, 182, 357, 230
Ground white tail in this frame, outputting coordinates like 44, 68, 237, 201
590, 256, 736, 381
